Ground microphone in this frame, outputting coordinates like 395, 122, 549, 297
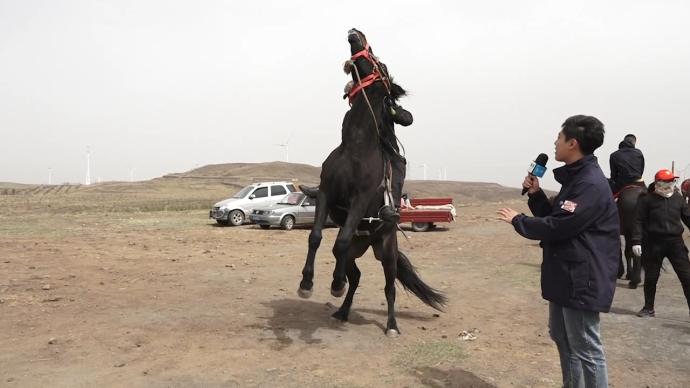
521, 153, 549, 195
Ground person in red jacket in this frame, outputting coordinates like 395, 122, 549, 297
632, 169, 690, 318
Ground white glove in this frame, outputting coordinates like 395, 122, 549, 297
632, 245, 642, 257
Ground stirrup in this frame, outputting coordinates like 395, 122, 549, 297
378, 205, 400, 223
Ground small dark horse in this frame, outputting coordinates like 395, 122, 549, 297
616, 183, 646, 286
297, 29, 446, 337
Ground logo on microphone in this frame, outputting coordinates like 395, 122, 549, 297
528, 162, 547, 178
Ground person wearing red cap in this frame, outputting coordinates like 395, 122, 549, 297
632, 169, 690, 318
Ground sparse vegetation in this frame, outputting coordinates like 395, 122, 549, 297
394, 340, 467, 367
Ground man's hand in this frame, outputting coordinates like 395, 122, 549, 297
632, 245, 642, 257
497, 208, 520, 224
523, 175, 541, 195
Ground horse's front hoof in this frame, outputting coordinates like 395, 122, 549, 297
386, 329, 400, 338
330, 286, 347, 298
297, 288, 313, 299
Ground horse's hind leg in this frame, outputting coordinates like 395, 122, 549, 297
298, 191, 329, 298
372, 234, 400, 337
332, 238, 369, 322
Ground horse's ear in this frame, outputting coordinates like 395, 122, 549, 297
390, 82, 407, 100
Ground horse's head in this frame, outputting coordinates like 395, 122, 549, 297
346, 29, 376, 78
345, 28, 406, 102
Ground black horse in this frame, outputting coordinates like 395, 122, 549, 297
297, 29, 446, 337
616, 183, 646, 286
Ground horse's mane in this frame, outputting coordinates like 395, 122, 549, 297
389, 80, 407, 101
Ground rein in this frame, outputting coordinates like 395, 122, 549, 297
347, 42, 392, 103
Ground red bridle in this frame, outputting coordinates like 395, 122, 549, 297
347, 42, 391, 104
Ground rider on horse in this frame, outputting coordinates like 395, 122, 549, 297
609, 133, 645, 195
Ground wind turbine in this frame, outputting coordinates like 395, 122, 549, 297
275, 130, 294, 162
48, 167, 52, 185
420, 163, 427, 180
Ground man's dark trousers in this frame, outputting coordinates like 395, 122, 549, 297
642, 237, 690, 310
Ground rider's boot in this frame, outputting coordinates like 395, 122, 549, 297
299, 185, 319, 198
379, 205, 400, 223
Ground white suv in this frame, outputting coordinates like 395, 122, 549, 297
209, 181, 297, 226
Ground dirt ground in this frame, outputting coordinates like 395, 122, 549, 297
2, 182, 690, 387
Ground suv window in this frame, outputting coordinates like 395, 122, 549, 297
287, 184, 296, 192
271, 185, 287, 196
233, 186, 254, 199
252, 187, 268, 198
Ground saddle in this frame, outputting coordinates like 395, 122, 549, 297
613, 181, 646, 201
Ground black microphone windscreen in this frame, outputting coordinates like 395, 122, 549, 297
535, 153, 548, 167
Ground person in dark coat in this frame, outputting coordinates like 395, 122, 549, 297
609, 134, 645, 194
632, 169, 690, 318
497, 115, 619, 388
377, 95, 413, 223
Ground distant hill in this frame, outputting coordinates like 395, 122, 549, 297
2, 162, 525, 204
164, 161, 522, 204
163, 161, 322, 186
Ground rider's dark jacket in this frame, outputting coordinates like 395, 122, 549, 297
631, 190, 690, 245
511, 155, 620, 312
610, 139, 645, 189
381, 98, 412, 155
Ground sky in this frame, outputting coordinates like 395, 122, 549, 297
1, 0, 689, 190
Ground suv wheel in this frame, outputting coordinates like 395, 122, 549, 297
228, 210, 245, 226
281, 215, 295, 230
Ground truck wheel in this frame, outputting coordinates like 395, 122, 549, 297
411, 222, 430, 232
228, 210, 244, 226
259, 224, 270, 230
281, 215, 295, 230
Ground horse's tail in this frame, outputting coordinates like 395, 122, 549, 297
396, 250, 447, 311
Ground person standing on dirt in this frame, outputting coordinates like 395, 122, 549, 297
609, 133, 645, 194
497, 115, 619, 388
632, 169, 690, 318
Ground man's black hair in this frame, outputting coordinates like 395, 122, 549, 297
623, 134, 637, 144
561, 115, 605, 155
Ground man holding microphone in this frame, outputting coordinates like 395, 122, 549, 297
497, 115, 620, 388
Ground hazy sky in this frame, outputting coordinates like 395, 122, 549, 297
2, 0, 689, 189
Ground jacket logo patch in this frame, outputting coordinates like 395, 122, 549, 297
560, 200, 578, 213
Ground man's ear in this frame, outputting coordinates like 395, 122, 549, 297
568, 138, 579, 151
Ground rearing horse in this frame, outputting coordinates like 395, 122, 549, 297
297, 29, 446, 337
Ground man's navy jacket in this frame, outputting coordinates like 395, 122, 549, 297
512, 155, 620, 312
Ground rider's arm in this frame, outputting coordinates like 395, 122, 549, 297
392, 107, 413, 127
385, 97, 413, 126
